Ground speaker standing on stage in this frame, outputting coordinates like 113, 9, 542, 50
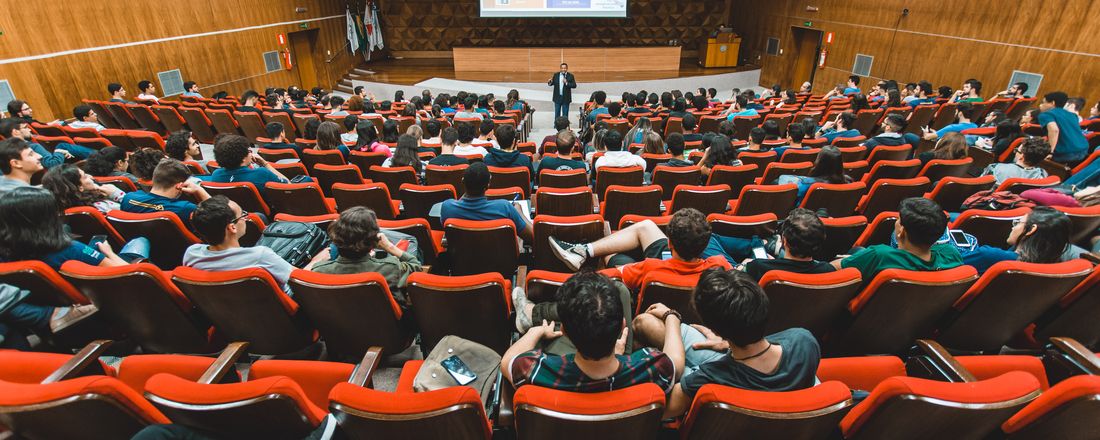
549, 63, 577, 119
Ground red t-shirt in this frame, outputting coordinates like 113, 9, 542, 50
604, 256, 733, 291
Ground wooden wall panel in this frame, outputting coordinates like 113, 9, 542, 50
0, 0, 360, 121
727, 0, 1100, 101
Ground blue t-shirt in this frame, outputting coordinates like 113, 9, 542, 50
207, 166, 288, 190
121, 191, 198, 228
1038, 108, 1089, 162
440, 196, 529, 233
909, 97, 936, 108
962, 245, 1018, 274
42, 241, 105, 270
702, 234, 763, 264
822, 128, 861, 143
587, 107, 609, 123
936, 122, 978, 138
726, 108, 759, 121
843, 87, 861, 95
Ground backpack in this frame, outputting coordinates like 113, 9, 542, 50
960, 189, 1037, 211
255, 221, 330, 268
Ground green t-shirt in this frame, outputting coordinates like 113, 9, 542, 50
959, 97, 983, 103
841, 243, 963, 282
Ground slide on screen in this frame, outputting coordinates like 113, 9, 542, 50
481, 0, 627, 18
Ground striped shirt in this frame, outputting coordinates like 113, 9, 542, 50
509, 348, 675, 393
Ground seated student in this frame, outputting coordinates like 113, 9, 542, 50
107, 83, 131, 104
549, 208, 732, 291
454, 96, 485, 121
722, 94, 759, 120
981, 137, 1050, 185
128, 148, 167, 183
638, 268, 821, 418
42, 164, 125, 214
593, 130, 646, 171
440, 162, 534, 241
771, 123, 808, 158
743, 208, 836, 280
0, 280, 97, 350
537, 130, 586, 174
121, 159, 210, 229
383, 134, 426, 180
541, 117, 574, 151
452, 122, 488, 157
502, 271, 681, 393
1065, 97, 1086, 123
922, 102, 978, 141
832, 197, 963, 281
962, 207, 1081, 273
185, 196, 323, 296
907, 81, 937, 108
427, 127, 469, 166
164, 130, 202, 162
181, 81, 203, 98
776, 146, 851, 202
0, 118, 93, 166
739, 127, 768, 152
236, 91, 263, 114
0, 187, 132, 269
259, 123, 303, 156
83, 146, 139, 185
1040, 91, 1089, 164
328, 96, 348, 116
310, 206, 422, 305
422, 119, 443, 147
660, 133, 694, 167
136, 80, 159, 103
817, 111, 860, 143
490, 101, 515, 125
206, 135, 288, 194
352, 121, 391, 156
863, 114, 922, 149
639, 131, 666, 155
340, 115, 359, 144
316, 121, 352, 160
917, 132, 968, 166
668, 98, 689, 120
585, 91, 610, 124
681, 114, 703, 143
68, 105, 106, 131
700, 134, 742, 178
474, 118, 499, 149
0, 138, 42, 195
483, 124, 533, 175
952, 79, 983, 103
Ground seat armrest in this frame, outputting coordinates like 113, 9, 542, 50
42, 339, 113, 384
1048, 337, 1100, 375
907, 339, 976, 383
198, 342, 249, 384
348, 346, 384, 387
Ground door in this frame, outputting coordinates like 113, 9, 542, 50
289, 29, 319, 89
787, 27, 823, 91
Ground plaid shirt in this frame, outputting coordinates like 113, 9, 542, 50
509, 348, 674, 393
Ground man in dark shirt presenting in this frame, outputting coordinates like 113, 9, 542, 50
549, 63, 577, 119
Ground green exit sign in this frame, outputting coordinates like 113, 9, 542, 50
299, 23, 309, 29
804, 21, 813, 27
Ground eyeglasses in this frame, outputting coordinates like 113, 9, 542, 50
1012, 218, 1025, 227
231, 211, 250, 224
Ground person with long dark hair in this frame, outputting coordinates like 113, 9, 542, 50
776, 146, 851, 205
978, 120, 1026, 161
0, 187, 131, 268
699, 134, 742, 178
82, 146, 139, 185
384, 134, 424, 178
963, 207, 1082, 273
41, 164, 124, 213
352, 121, 391, 156
380, 119, 400, 144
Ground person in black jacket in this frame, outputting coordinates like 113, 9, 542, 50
548, 63, 577, 119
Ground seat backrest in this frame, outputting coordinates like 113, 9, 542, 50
264, 182, 334, 216
265, 112, 303, 138
680, 382, 853, 440
996, 175, 1061, 194
488, 166, 532, 199
861, 159, 922, 185
0, 260, 86, 306
106, 210, 200, 270
329, 382, 492, 440
204, 109, 241, 136
637, 271, 703, 323
903, 104, 940, 135
840, 372, 1040, 440
332, 182, 398, 219
1034, 269, 1100, 349
918, 158, 974, 182
817, 215, 868, 260
641, 153, 673, 173
0, 376, 169, 439
866, 144, 913, 166
950, 207, 1030, 249
1053, 205, 1100, 246
759, 268, 863, 338
1001, 375, 1100, 440
399, 183, 456, 223
736, 151, 778, 172
513, 384, 666, 440
801, 182, 867, 217
840, 266, 978, 356
103, 101, 141, 129
151, 105, 187, 133
707, 164, 760, 195
63, 206, 126, 248
928, 175, 996, 212
444, 218, 519, 277
652, 165, 702, 200
601, 185, 662, 230
300, 148, 346, 173
347, 151, 389, 180
532, 215, 605, 272
733, 184, 798, 218
706, 213, 778, 239
534, 186, 594, 218
177, 107, 217, 143
378, 218, 442, 265
930, 102, 959, 130
759, 162, 812, 185
858, 177, 931, 220
233, 111, 268, 142
171, 266, 314, 356
937, 260, 1093, 353
369, 165, 419, 198
425, 164, 469, 197
596, 166, 644, 201
407, 272, 512, 354
201, 181, 272, 217
144, 373, 323, 439
539, 168, 588, 189
779, 148, 821, 164
289, 270, 409, 361
669, 184, 732, 216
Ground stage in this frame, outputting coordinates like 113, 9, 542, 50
346, 57, 761, 138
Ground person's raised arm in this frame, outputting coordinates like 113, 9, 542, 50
501, 320, 561, 383
179, 180, 211, 201
645, 303, 685, 380
663, 384, 693, 419
95, 242, 129, 267
1046, 122, 1060, 153
252, 153, 289, 183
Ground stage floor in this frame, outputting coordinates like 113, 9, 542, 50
355, 57, 757, 85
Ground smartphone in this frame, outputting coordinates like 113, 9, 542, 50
949, 230, 970, 248
441, 355, 477, 386
752, 246, 770, 260
89, 235, 108, 248
660, 250, 673, 260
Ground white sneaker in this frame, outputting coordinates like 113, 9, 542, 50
512, 286, 533, 333
548, 236, 587, 271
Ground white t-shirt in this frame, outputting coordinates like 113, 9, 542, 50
453, 144, 489, 157
594, 151, 647, 170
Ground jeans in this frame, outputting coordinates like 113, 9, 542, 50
57, 143, 96, 160
554, 101, 569, 119
120, 237, 152, 262
0, 302, 55, 349
1064, 159, 1100, 189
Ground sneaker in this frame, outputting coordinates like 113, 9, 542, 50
49, 304, 97, 333
548, 236, 587, 271
763, 233, 783, 258
512, 287, 533, 333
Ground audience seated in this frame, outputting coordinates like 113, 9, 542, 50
483, 124, 532, 174
452, 122, 488, 157
0, 138, 42, 195
1041, 91, 1089, 164
262, 123, 304, 155
164, 130, 202, 162
863, 114, 921, 149
660, 133, 693, 167
42, 164, 124, 213
981, 137, 1050, 185
121, 159, 210, 229
206, 134, 289, 192
0, 117, 93, 166
922, 102, 978, 141
832, 197, 962, 281
743, 208, 836, 280
593, 130, 644, 171
68, 105, 106, 131
310, 206, 422, 305
963, 206, 1083, 273
0, 187, 131, 269
130, 148, 167, 182
440, 162, 533, 241
537, 130, 585, 173
427, 127, 468, 166
818, 112, 860, 143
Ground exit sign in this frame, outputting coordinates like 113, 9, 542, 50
804, 21, 813, 27
299, 23, 309, 29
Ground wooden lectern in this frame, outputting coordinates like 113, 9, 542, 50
698, 32, 740, 68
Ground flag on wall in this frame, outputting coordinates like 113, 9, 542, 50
345, 9, 359, 53
365, 0, 384, 51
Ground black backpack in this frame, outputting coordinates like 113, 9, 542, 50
255, 221, 330, 268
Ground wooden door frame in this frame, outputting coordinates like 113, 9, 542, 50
788, 26, 824, 89
288, 28, 320, 89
